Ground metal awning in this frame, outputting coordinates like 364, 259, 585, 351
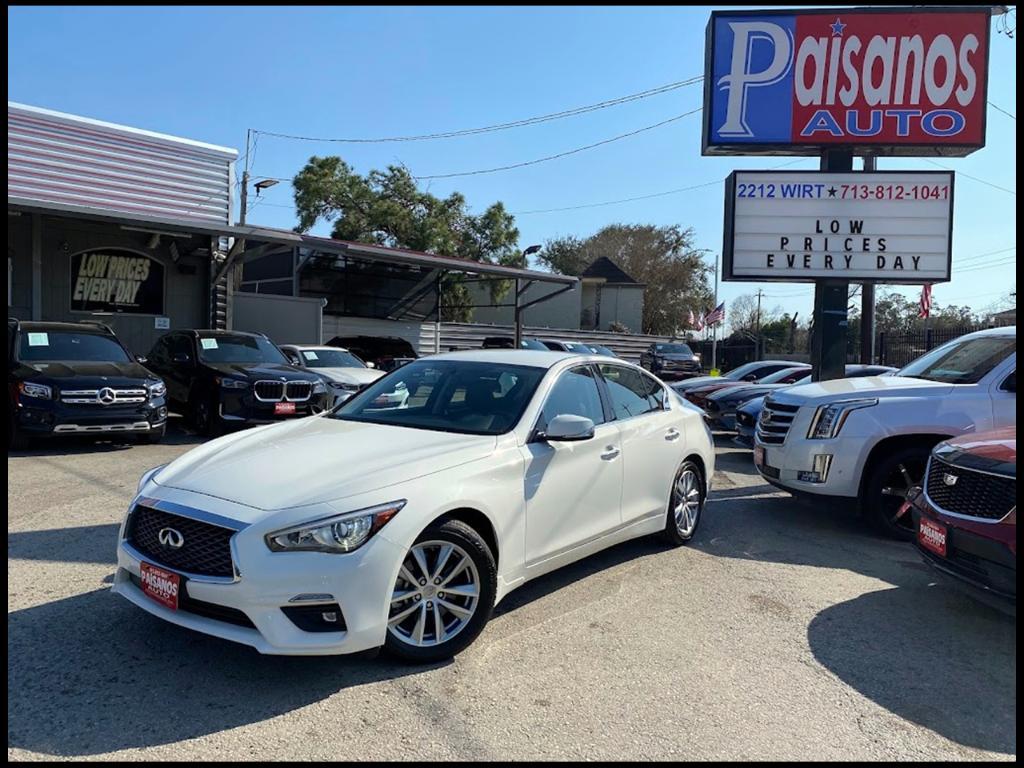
7, 196, 576, 285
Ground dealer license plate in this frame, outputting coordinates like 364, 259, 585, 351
918, 517, 947, 558
753, 445, 765, 467
274, 401, 297, 415
139, 562, 181, 611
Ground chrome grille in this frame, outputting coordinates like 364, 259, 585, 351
60, 388, 148, 405
924, 456, 1016, 521
253, 380, 313, 402
756, 399, 800, 445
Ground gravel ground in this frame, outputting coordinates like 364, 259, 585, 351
7, 426, 1016, 761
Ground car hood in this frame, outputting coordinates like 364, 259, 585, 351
737, 395, 767, 415
767, 376, 955, 407
205, 362, 322, 382
672, 375, 730, 390
313, 367, 383, 386
657, 353, 697, 361
16, 360, 157, 385
154, 416, 497, 510
710, 382, 787, 403
935, 427, 1016, 477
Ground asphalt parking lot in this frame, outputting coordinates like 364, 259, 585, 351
7, 425, 1016, 761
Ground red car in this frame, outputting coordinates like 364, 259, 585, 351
904, 428, 1016, 614
680, 366, 809, 410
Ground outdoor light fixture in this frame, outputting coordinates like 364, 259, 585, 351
253, 178, 279, 196
523, 244, 542, 256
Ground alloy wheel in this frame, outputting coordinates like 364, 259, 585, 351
388, 540, 481, 648
673, 467, 702, 537
880, 459, 926, 533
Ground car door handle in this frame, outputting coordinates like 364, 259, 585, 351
601, 446, 620, 460
665, 428, 681, 442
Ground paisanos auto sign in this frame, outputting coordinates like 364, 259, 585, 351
703, 7, 991, 156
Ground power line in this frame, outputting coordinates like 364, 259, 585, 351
513, 158, 808, 215
925, 159, 1016, 196
253, 76, 704, 144
412, 108, 702, 180
988, 101, 1016, 120
954, 245, 1016, 264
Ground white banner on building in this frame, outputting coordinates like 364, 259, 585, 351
723, 170, 953, 283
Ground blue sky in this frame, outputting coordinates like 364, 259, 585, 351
8, 5, 1017, 327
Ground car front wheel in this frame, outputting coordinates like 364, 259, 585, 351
862, 445, 931, 540
662, 459, 704, 545
384, 519, 496, 664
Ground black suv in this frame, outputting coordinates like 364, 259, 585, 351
639, 342, 702, 380
8, 319, 168, 448
145, 329, 331, 436
325, 335, 418, 372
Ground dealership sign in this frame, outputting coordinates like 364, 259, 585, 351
722, 170, 953, 283
703, 7, 990, 156
70, 249, 165, 314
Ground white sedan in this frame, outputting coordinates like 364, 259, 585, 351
113, 351, 714, 662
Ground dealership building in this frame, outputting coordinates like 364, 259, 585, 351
8, 101, 591, 356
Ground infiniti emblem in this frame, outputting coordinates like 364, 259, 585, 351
943, 473, 959, 487
97, 387, 117, 405
158, 527, 185, 549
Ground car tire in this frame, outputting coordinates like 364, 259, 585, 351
8, 414, 30, 451
861, 444, 931, 541
191, 394, 223, 438
661, 459, 704, 546
383, 519, 497, 664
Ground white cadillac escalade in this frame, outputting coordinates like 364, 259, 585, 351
753, 327, 1016, 539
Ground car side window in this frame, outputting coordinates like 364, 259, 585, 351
282, 348, 301, 365
1001, 370, 1015, 393
168, 334, 192, 360
599, 364, 660, 419
539, 366, 606, 431
639, 371, 667, 410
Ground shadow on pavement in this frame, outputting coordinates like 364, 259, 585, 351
808, 585, 1016, 755
7, 587, 429, 757
9, 523, 120, 565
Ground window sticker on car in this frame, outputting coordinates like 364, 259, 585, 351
200, 338, 219, 350
303, 351, 319, 360
27, 333, 49, 346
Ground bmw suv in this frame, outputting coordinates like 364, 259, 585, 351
8, 319, 168, 448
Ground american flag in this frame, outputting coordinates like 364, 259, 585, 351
918, 284, 933, 319
705, 301, 726, 326
688, 309, 696, 327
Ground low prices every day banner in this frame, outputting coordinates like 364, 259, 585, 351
70, 249, 165, 314
704, 7, 990, 155
722, 171, 953, 283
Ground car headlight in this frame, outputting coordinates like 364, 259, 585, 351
265, 500, 406, 554
216, 377, 249, 389
19, 381, 53, 400
312, 381, 328, 394
807, 398, 878, 439
136, 464, 166, 493
329, 381, 360, 392
148, 380, 167, 398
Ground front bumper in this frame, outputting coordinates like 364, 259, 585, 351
113, 505, 407, 655
910, 502, 1016, 611
15, 397, 167, 436
753, 434, 864, 498
218, 390, 331, 425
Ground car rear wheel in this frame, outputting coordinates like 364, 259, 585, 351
662, 460, 704, 545
862, 445, 930, 540
384, 519, 496, 664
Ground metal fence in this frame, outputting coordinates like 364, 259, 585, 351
876, 326, 983, 368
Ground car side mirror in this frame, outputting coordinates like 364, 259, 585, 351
136, 355, 148, 364
543, 414, 595, 442
366, 361, 376, 369
743, 374, 758, 381
173, 353, 191, 363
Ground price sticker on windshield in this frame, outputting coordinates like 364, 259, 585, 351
200, 338, 219, 350
27, 333, 49, 347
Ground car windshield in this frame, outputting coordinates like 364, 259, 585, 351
723, 362, 765, 380
563, 342, 592, 353
17, 330, 131, 363
896, 335, 1016, 384
521, 339, 548, 350
655, 344, 693, 355
759, 367, 808, 384
332, 359, 546, 435
299, 348, 365, 369
197, 334, 289, 364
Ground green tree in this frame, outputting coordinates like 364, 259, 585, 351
539, 224, 712, 335
292, 157, 522, 321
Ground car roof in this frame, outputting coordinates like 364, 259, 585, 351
185, 329, 265, 337
961, 326, 1016, 339
10, 320, 113, 334
282, 343, 349, 352
428, 349, 625, 368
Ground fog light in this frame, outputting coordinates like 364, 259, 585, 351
798, 454, 834, 484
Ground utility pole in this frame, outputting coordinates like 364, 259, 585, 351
239, 128, 251, 226
859, 155, 877, 363
711, 251, 719, 372
755, 287, 763, 359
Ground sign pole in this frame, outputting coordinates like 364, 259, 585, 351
810, 149, 853, 382
711, 251, 719, 372
860, 155, 877, 363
